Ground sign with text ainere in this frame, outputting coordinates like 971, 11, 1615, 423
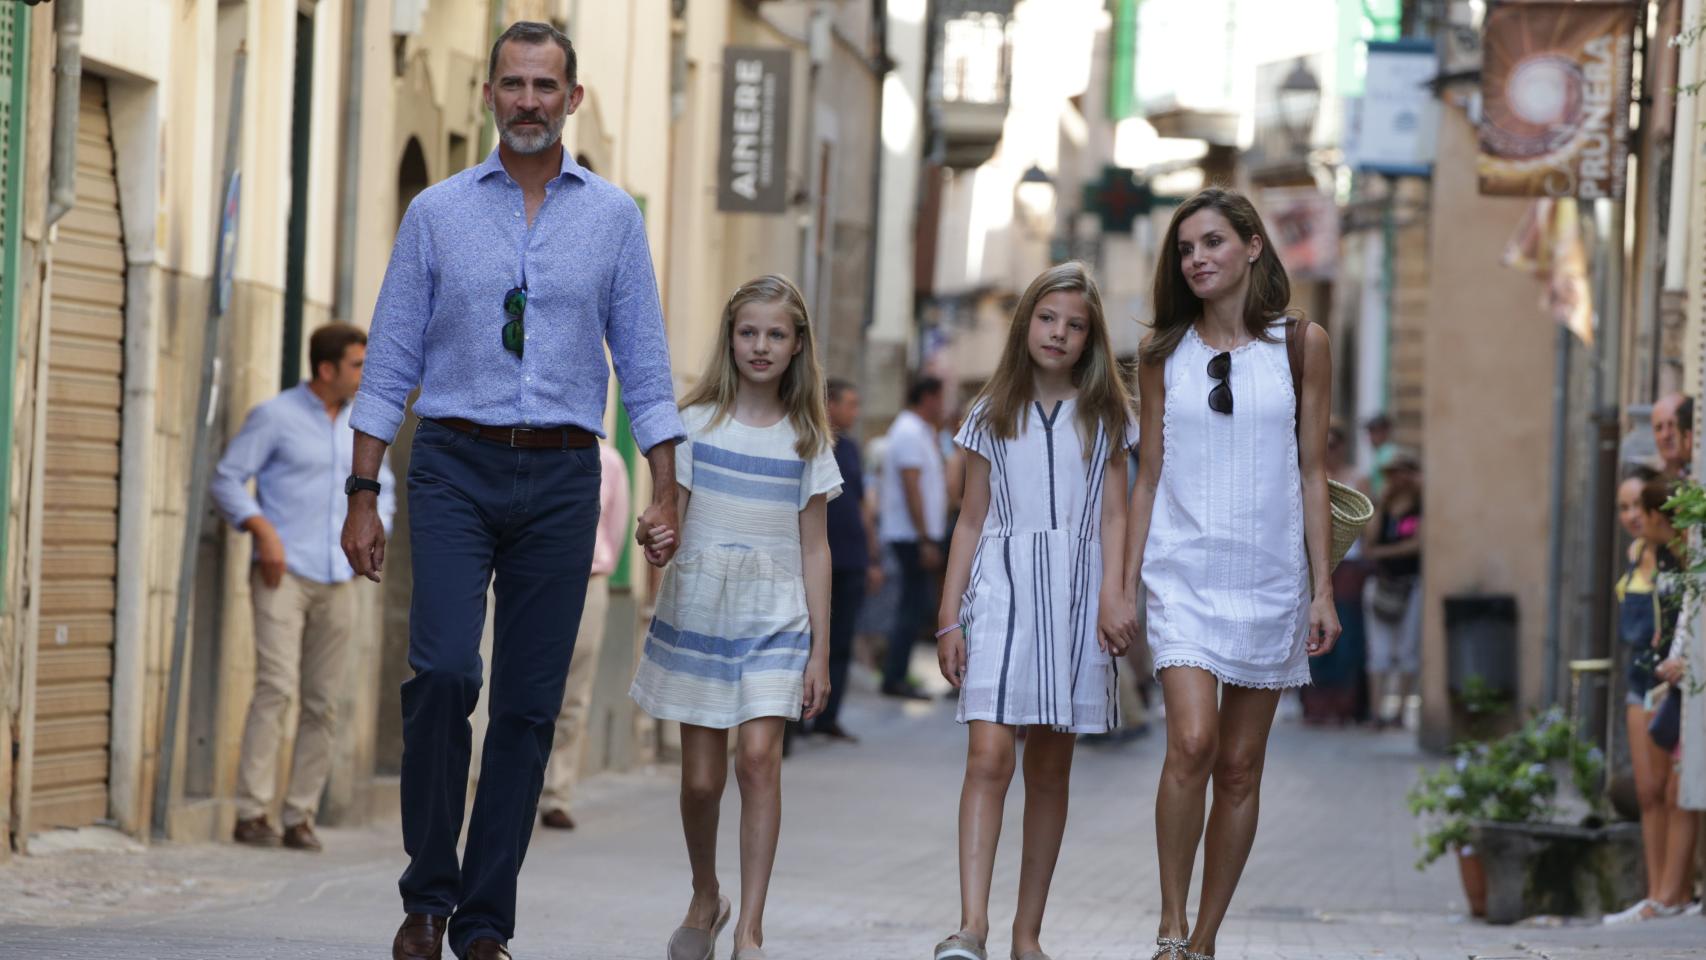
718, 46, 792, 215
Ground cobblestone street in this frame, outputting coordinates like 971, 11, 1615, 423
1, 690, 1701, 959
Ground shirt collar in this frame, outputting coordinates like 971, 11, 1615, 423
474, 145, 588, 185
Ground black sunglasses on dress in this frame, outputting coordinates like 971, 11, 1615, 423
1208, 351, 1232, 415
503, 284, 527, 358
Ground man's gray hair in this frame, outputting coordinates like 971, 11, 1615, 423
488, 21, 577, 87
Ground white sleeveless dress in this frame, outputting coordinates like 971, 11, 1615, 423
1142, 322, 1311, 689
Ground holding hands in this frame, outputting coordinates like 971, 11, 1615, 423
636, 499, 679, 567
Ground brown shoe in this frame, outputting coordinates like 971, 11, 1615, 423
465, 938, 511, 960
232, 815, 281, 847
540, 809, 575, 830
392, 913, 447, 960
282, 821, 322, 852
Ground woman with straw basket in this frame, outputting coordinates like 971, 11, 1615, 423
1122, 187, 1371, 960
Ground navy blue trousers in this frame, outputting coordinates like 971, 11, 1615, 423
397, 420, 600, 955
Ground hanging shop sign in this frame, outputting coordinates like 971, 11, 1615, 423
1477, 1, 1637, 199
1347, 40, 1438, 176
717, 46, 793, 215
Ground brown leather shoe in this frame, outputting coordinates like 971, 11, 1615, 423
392, 913, 447, 960
282, 821, 322, 852
232, 815, 281, 847
539, 809, 575, 830
464, 938, 511, 960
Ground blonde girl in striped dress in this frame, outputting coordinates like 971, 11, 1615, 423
931, 262, 1140, 960
631, 275, 841, 960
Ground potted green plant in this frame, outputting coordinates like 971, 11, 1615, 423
1408, 708, 1638, 922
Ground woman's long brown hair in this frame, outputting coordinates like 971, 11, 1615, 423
679, 274, 832, 459
971, 261, 1133, 459
1140, 187, 1298, 366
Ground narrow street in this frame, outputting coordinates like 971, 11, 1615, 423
0, 687, 1699, 960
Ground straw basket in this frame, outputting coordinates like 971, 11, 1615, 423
1326, 478, 1374, 572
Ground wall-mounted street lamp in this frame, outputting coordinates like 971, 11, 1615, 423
1015, 163, 1056, 231
1277, 58, 1322, 157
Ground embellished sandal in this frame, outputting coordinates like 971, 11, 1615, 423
934, 931, 988, 960
1151, 938, 1188, 960
1185, 953, 1214, 960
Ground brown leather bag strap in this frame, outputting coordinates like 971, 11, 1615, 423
1285, 316, 1311, 440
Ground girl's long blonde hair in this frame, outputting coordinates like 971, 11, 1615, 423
971, 261, 1133, 458
679, 274, 832, 460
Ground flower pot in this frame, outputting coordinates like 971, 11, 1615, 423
1470, 820, 1644, 924
1457, 847, 1488, 918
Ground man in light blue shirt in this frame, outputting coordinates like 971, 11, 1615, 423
211, 323, 395, 853
339, 22, 686, 960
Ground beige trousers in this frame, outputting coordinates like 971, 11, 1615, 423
235, 569, 355, 826
539, 576, 610, 816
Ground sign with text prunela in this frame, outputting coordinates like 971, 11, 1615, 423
718, 46, 792, 214
1477, 1, 1636, 199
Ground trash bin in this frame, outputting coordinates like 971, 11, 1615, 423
1445, 593, 1518, 697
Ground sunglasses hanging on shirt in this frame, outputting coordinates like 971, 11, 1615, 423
1207, 350, 1233, 415
503, 283, 527, 358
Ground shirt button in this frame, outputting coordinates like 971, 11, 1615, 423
513, 211, 521, 218
524, 375, 532, 382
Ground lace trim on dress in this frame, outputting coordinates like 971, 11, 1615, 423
1151, 653, 1312, 691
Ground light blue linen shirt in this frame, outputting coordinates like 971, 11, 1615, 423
210, 384, 398, 585
350, 147, 686, 453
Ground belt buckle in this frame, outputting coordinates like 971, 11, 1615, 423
508, 428, 521, 448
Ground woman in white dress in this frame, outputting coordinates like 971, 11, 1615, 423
1123, 189, 1341, 960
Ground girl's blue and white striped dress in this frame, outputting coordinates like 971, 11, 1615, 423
630, 404, 843, 728
954, 397, 1133, 733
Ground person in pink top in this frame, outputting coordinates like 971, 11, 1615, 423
539, 442, 632, 829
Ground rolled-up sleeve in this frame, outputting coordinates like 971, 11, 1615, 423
604, 207, 685, 454
351, 201, 434, 444
209, 405, 272, 530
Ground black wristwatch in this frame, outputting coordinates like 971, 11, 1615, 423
345, 474, 382, 497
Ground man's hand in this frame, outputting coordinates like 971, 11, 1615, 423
637, 496, 680, 567
341, 493, 387, 583
246, 517, 287, 589
865, 561, 885, 595
920, 541, 943, 572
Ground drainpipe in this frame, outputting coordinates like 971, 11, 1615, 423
44, 0, 82, 226
334, 0, 367, 321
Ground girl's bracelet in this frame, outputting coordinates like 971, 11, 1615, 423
934, 623, 964, 639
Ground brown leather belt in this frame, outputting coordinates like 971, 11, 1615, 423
431, 417, 597, 449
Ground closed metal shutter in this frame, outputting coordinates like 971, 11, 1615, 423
32, 76, 124, 830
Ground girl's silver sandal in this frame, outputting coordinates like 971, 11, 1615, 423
1185, 953, 1215, 960
1151, 938, 1188, 960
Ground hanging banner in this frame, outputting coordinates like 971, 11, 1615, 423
1261, 187, 1340, 282
717, 46, 792, 214
1477, 1, 1636, 199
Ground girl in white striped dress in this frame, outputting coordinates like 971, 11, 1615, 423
631, 275, 841, 960
931, 262, 1139, 960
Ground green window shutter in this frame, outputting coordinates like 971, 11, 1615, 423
1106, 0, 1138, 122
0, 6, 29, 613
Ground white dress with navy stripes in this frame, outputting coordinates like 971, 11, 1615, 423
630, 404, 843, 728
954, 397, 1131, 733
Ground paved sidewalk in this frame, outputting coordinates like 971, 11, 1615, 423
0, 690, 1702, 959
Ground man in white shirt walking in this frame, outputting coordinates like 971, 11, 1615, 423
877, 377, 948, 700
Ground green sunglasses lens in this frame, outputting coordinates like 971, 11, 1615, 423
503, 319, 525, 356
504, 288, 527, 317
